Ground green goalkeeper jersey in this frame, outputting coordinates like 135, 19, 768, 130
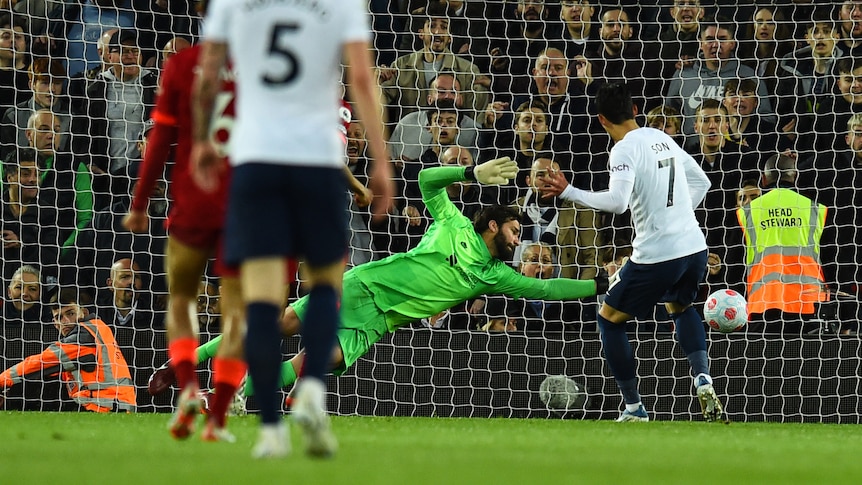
351, 166, 596, 332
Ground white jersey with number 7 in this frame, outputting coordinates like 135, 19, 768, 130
610, 127, 709, 264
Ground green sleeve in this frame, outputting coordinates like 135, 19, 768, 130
419, 166, 468, 223
74, 162, 93, 229
489, 262, 597, 301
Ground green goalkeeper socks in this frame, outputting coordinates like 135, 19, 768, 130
196, 335, 300, 396
242, 360, 299, 397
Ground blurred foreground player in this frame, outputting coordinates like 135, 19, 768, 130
192, 0, 394, 459
123, 0, 245, 443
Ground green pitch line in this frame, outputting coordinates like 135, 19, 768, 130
1, 412, 860, 485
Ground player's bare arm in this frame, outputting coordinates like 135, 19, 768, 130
344, 39, 394, 222
191, 40, 228, 192
538, 168, 569, 199
343, 164, 373, 208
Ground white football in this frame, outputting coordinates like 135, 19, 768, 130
703, 289, 748, 333
539, 375, 587, 412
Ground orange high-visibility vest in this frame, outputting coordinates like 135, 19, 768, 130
0, 315, 136, 412
736, 188, 827, 314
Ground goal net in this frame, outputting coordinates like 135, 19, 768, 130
1, 1, 860, 422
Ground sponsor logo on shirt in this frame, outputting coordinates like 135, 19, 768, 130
610, 164, 630, 172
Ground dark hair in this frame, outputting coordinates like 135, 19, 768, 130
740, 178, 759, 189
3, 147, 39, 177
0, 12, 29, 33
763, 153, 797, 184
837, 56, 862, 75
699, 15, 736, 40
723, 78, 758, 96
426, 1, 448, 21
595, 82, 635, 124
49, 287, 80, 309
473, 205, 521, 234
696, 98, 725, 115
426, 98, 462, 125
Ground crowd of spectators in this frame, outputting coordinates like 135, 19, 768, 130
2, 0, 862, 409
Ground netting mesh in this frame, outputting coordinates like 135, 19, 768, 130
0, 1, 861, 421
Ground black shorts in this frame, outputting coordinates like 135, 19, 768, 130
604, 249, 708, 319
224, 163, 348, 267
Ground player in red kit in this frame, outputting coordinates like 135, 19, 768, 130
123, 28, 245, 441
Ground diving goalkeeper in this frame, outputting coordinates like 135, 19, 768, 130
149, 159, 607, 396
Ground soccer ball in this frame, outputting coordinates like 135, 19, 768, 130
539, 375, 587, 412
703, 289, 748, 333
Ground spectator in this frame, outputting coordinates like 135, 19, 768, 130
23, 109, 95, 270
389, 71, 479, 163
737, 153, 828, 335
735, 178, 761, 209
94, 255, 166, 409
485, 47, 601, 189
439, 144, 482, 221
343, 118, 376, 268
1, 147, 59, 281
691, 99, 757, 294
0, 57, 70, 162
645, 104, 684, 147
67, 27, 116, 113
572, 6, 664, 114
3, 264, 51, 325
0, 287, 137, 413
666, 16, 776, 148
155, 36, 191, 71
776, 10, 840, 145
379, 2, 488, 123
737, 5, 795, 110
658, 0, 705, 80
808, 56, 862, 157
197, 279, 220, 331
480, 99, 552, 205
480, 241, 562, 332
805, 113, 862, 332
836, 0, 862, 58
721, 77, 781, 154
559, 0, 599, 60
54, 0, 137, 80
515, 155, 601, 280
70, 29, 157, 208
0, 12, 31, 117
486, 0, 562, 101
398, 100, 462, 250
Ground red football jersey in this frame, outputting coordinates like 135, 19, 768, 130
132, 45, 233, 229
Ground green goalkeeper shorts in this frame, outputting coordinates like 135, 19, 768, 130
291, 271, 389, 375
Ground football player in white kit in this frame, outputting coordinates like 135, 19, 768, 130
191, 0, 394, 458
541, 82, 725, 423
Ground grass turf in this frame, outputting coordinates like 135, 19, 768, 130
2, 412, 860, 484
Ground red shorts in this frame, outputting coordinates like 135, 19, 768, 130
168, 221, 299, 282
167, 221, 238, 278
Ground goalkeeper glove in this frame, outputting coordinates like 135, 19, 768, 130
471, 156, 518, 185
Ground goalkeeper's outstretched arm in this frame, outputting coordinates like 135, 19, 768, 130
419, 157, 519, 221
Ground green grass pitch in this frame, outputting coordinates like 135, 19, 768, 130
2, 412, 860, 484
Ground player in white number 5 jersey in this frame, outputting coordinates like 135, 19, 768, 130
191, 0, 394, 459
541, 83, 725, 423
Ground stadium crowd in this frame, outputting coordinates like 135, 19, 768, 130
1, 0, 861, 411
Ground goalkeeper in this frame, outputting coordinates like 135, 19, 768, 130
149, 159, 606, 396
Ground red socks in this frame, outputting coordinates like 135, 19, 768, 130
168, 337, 198, 390
210, 357, 248, 427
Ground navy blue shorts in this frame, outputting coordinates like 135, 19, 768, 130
224, 163, 348, 267
604, 249, 708, 319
